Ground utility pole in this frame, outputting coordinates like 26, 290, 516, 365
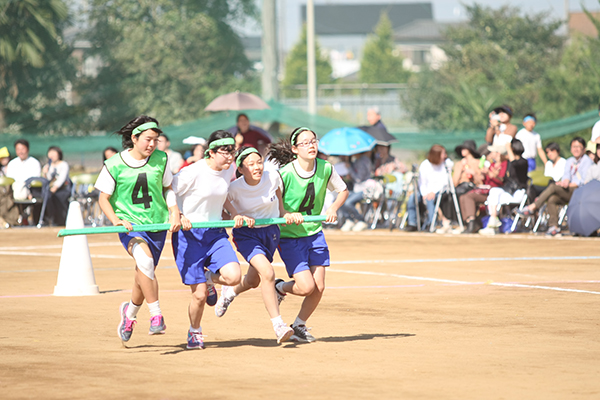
306, 0, 317, 114
261, 0, 278, 100
564, 0, 570, 37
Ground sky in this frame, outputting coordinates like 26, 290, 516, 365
240, 0, 600, 51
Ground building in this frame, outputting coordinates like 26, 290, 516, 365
300, 2, 434, 79
393, 19, 463, 71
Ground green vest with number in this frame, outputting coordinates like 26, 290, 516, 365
279, 158, 332, 238
104, 150, 169, 225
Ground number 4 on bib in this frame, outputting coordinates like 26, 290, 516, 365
132, 173, 152, 209
298, 182, 316, 214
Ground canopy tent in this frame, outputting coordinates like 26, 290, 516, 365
0, 100, 598, 158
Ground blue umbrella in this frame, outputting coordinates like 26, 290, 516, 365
566, 180, 600, 236
319, 127, 376, 156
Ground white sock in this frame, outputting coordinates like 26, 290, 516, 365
293, 317, 306, 327
126, 301, 141, 320
275, 280, 285, 294
205, 270, 214, 285
190, 326, 202, 333
147, 300, 161, 317
225, 286, 237, 300
271, 315, 284, 328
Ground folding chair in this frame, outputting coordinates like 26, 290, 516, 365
12, 177, 49, 228
71, 173, 103, 227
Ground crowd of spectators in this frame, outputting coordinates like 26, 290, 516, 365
2, 104, 600, 237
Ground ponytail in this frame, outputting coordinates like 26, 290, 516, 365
267, 126, 315, 168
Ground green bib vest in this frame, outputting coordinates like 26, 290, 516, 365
104, 150, 169, 225
279, 158, 332, 238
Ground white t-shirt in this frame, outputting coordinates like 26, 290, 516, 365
278, 159, 347, 193
492, 133, 513, 147
591, 119, 600, 142
515, 128, 542, 159
95, 150, 173, 195
228, 170, 280, 219
418, 159, 451, 195
171, 159, 236, 222
6, 156, 41, 182
544, 157, 567, 182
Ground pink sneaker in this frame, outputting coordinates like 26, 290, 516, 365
118, 302, 136, 342
148, 315, 166, 335
187, 330, 205, 350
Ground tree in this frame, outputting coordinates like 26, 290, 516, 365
0, 0, 76, 133
536, 3, 600, 121
281, 25, 333, 97
78, 0, 257, 131
360, 12, 410, 84
402, 5, 563, 130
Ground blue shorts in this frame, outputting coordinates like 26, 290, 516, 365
232, 225, 280, 263
172, 227, 239, 285
278, 231, 330, 278
118, 230, 166, 267
527, 158, 536, 172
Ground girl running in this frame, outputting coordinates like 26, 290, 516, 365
215, 146, 302, 344
95, 116, 182, 343
268, 127, 349, 342
171, 130, 247, 350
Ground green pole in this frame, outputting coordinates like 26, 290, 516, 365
57, 215, 327, 237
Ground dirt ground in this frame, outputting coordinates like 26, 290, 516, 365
1, 227, 599, 399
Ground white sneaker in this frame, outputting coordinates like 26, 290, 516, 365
274, 323, 294, 344
478, 226, 497, 235
340, 220, 355, 232
435, 220, 452, 234
352, 221, 369, 231
487, 217, 501, 228
215, 286, 234, 317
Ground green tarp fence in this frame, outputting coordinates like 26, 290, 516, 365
0, 100, 598, 158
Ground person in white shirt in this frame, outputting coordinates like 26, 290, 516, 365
215, 146, 302, 344
171, 130, 245, 350
591, 104, 600, 144
156, 134, 183, 174
515, 114, 547, 172
6, 139, 41, 200
405, 144, 453, 231
543, 142, 566, 182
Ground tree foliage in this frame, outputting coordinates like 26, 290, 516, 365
281, 25, 333, 97
78, 0, 257, 131
0, 0, 76, 134
403, 4, 564, 130
360, 12, 410, 84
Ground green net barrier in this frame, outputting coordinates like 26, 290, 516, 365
57, 215, 327, 237
2, 101, 598, 156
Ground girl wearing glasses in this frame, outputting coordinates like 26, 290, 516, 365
171, 130, 249, 350
95, 115, 182, 343
268, 127, 349, 342
214, 146, 302, 344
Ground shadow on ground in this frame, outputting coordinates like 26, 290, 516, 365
123, 332, 415, 355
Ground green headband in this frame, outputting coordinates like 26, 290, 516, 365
236, 147, 260, 167
205, 137, 236, 157
291, 127, 312, 145
132, 122, 158, 136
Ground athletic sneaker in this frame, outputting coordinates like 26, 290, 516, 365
290, 324, 316, 343
275, 323, 294, 344
118, 302, 137, 342
148, 314, 166, 335
215, 286, 234, 318
206, 283, 218, 307
275, 279, 286, 305
187, 330, 205, 350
